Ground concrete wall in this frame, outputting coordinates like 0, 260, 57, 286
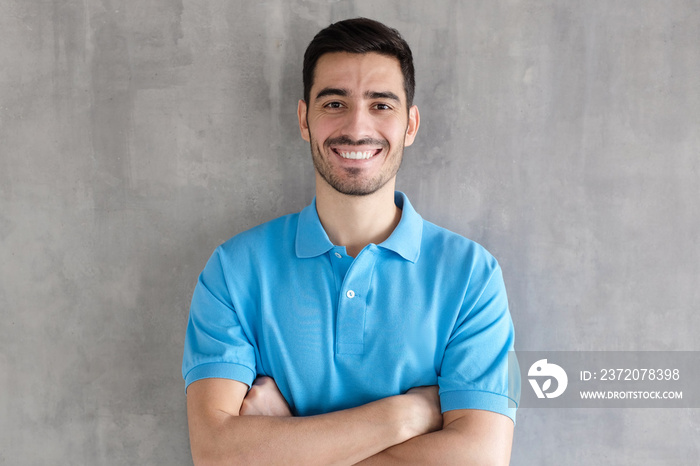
2, 1, 698, 464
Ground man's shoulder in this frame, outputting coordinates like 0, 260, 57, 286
420, 219, 499, 271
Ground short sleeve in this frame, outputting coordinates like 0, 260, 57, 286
438, 264, 520, 423
182, 248, 256, 390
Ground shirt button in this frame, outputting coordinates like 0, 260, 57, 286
334, 252, 342, 258
346, 290, 355, 299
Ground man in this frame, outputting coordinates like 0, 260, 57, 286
183, 17, 518, 465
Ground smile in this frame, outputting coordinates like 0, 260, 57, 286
332, 148, 382, 160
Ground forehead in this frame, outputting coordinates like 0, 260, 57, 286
311, 52, 405, 101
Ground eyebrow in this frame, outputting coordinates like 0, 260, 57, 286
365, 91, 401, 102
315, 88, 348, 99
315, 87, 401, 103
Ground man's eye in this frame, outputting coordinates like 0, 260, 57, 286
325, 102, 343, 109
375, 103, 391, 110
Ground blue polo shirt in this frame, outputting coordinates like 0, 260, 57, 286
183, 192, 518, 422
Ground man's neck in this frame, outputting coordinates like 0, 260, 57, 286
315, 177, 401, 258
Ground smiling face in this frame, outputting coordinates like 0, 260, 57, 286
298, 52, 420, 196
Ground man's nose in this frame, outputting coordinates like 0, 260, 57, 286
342, 106, 373, 139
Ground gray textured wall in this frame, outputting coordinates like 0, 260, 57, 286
1, 1, 698, 464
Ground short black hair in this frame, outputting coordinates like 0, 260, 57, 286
303, 18, 416, 108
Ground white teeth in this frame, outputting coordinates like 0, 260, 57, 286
339, 150, 375, 160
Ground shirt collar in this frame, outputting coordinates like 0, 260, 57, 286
295, 191, 423, 263
295, 197, 335, 258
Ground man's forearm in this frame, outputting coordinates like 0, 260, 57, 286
354, 426, 468, 466
355, 409, 514, 466
188, 385, 441, 466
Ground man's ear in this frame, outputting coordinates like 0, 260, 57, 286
297, 99, 310, 142
404, 105, 420, 147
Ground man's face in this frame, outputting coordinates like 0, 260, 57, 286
298, 52, 419, 196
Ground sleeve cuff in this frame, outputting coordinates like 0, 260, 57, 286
440, 389, 518, 424
184, 362, 256, 391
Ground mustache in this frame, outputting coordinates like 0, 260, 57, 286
324, 136, 388, 148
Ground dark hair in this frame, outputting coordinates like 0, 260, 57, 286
303, 18, 415, 108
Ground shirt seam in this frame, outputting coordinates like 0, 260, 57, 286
184, 361, 256, 382
440, 388, 519, 407
461, 264, 499, 317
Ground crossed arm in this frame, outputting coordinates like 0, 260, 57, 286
186, 377, 514, 465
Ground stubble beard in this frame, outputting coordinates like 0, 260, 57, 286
309, 135, 405, 197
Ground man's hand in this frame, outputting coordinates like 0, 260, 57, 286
239, 378, 440, 433
240, 376, 292, 417
239, 377, 440, 433
403, 385, 442, 437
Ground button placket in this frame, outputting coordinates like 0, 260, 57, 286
336, 247, 377, 355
